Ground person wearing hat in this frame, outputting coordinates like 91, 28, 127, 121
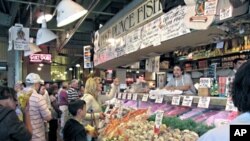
0, 86, 32, 141
25, 73, 52, 141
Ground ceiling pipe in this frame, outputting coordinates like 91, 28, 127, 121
57, 0, 100, 52
7, 0, 113, 16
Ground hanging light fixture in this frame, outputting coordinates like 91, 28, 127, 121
36, 12, 53, 24
56, 0, 88, 27
36, 19, 57, 45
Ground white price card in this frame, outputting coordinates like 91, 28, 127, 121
118, 93, 122, 99
171, 96, 181, 105
114, 100, 122, 108
132, 93, 138, 101
225, 98, 238, 111
198, 97, 211, 108
182, 96, 193, 107
220, 6, 232, 21
127, 93, 132, 100
155, 95, 164, 103
142, 94, 149, 102
122, 93, 127, 100
155, 110, 164, 128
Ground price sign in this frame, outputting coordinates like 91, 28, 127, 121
117, 107, 123, 118
225, 98, 238, 111
132, 93, 138, 101
155, 110, 164, 128
142, 94, 149, 102
171, 96, 181, 105
122, 93, 127, 100
182, 96, 193, 107
155, 95, 164, 103
118, 93, 122, 99
114, 100, 122, 108
198, 97, 211, 108
127, 93, 132, 100
220, 6, 232, 21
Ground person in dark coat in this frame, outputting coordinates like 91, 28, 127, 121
0, 86, 31, 141
63, 99, 87, 141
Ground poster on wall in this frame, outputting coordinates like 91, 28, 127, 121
146, 56, 160, 72
9, 24, 30, 51
161, 6, 190, 42
83, 45, 93, 68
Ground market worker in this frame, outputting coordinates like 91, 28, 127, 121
165, 64, 196, 94
199, 60, 250, 141
232, 58, 247, 75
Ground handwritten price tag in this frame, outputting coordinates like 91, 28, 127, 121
182, 96, 193, 107
225, 98, 238, 111
127, 93, 132, 100
198, 97, 210, 108
171, 96, 181, 105
155, 110, 164, 128
122, 93, 127, 100
132, 93, 138, 101
220, 6, 232, 21
142, 94, 149, 102
118, 93, 122, 99
155, 95, 164, 103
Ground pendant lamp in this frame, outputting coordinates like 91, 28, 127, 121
56, 0, 88, 27
36, 20, 57, 45
36, 12, 53, 24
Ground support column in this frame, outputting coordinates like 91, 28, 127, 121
7, 50, 22, 87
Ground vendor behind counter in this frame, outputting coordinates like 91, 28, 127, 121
165, 64, 196, 95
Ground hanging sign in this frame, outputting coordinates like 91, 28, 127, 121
9, 24, 30, 51
83, 45, 93, 68
204, 0, 217, 15
220, 6, 233, 21
29, 54, 51, 63
171, 96, 181, 105
182, 96, 193, 107
161, 6, 190, 42
198, 96, 211, 108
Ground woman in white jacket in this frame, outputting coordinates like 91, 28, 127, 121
81, 77, 119, 125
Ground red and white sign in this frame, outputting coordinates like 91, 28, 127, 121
29, 54, 52, 63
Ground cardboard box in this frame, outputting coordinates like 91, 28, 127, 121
198, 87, 210, 96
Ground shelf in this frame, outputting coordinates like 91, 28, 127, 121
117, 93, 227, 107
178, 50, 250, 62
185, 67, 229, 72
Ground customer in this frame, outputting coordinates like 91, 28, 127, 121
199, 60, 250, 141
63, 100, 87, 141
48, 87, 61, 141
165, 64, 196, 94
67, 79, 80, 103
0, 86, 32, 141
25, 73, 52, 141
81, 77, 120, 124
58, 82, 69, 129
